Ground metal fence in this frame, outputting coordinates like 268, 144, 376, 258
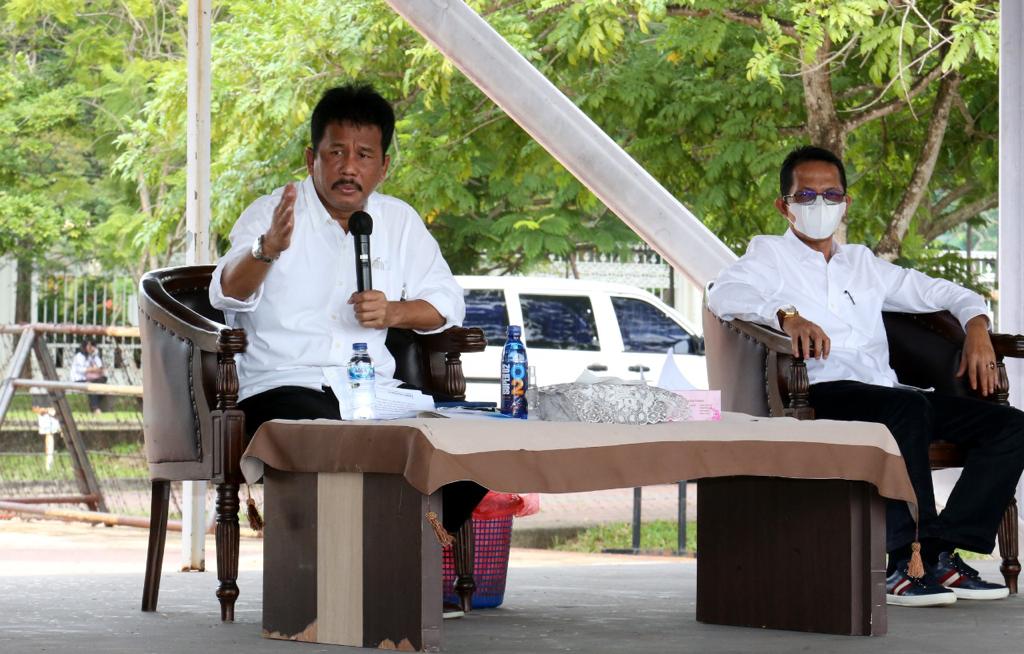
34, 271, 137, 325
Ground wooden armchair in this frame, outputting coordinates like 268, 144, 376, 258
138, 264, 486, 620
703, 297, 1024, 593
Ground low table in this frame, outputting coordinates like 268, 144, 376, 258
242, 413, 915, 650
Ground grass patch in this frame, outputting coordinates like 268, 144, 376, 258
552, 520, 696, 555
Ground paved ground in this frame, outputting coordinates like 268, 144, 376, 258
2, 519, 1023, 654
2, 468, 1019, 653
516, 483, 695, 529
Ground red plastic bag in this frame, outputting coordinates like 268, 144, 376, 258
472, 491, 541, 520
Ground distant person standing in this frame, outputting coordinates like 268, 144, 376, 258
70, 339, 107, 413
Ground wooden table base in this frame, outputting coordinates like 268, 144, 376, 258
262, 469, 443, 651
696, 477, 887, 636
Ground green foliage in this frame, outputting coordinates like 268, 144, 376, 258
552, 519, 697, 554
0, 0, 1002, 290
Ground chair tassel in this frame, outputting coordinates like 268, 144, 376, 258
245, 485, 264, 533
426, 511, 454, 547
907, 541, 925, 579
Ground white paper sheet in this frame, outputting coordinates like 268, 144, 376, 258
323, 367, 433, 420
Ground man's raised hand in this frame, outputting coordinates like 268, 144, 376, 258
263, 183, 297, 258
781, 315, 830, 360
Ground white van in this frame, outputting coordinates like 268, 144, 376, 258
455, 276, 708, 403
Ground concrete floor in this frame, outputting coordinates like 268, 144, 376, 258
1, 521, 1022, 654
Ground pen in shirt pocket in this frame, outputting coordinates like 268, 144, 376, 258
400, 283, 407, 302
844, 290, 856, 305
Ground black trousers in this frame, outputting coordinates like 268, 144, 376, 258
239, 385, 488, 533
809, 381, 1024, 553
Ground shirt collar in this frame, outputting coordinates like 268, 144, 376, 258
299, 176, 380, 229
782, 227, 840, 262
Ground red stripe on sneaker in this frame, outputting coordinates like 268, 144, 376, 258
939, 571, 961, 587
893, 579, 913, 595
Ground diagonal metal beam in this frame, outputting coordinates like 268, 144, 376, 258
385, 0, 737, 288
0, 326, 35, 425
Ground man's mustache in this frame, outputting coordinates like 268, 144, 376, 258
332, 178, 362, 191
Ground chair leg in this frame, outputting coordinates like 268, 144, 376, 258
142, 480, 171, 612
453, 520, 476, 613
215, 482, 240, 622
997, 498, 1020, 594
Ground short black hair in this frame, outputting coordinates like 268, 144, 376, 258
779, 145, 847, 197
310, 84, 395, 153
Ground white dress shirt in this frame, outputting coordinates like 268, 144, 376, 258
70, 351, 103, 382
210, 176, 465, 401
708, 229, 989, 387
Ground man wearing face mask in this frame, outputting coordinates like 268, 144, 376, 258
708, 145, 1024, 608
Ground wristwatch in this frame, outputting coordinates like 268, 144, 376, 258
777, 305, 798, 328
251, 234, 278, 264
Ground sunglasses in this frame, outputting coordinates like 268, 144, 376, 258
783, 189, 846, 206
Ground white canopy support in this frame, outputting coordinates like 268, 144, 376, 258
384, 0, 736, 289
181, 0, 213, 573
1000, 1, 1023, 409
999, 2, 1024, 517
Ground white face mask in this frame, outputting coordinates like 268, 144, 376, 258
787, 196, 846, 240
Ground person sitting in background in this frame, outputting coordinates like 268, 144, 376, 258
707, 145, 1024, 608
70, 339, 107, 414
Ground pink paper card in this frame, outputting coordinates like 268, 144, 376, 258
674, 390, 722, 421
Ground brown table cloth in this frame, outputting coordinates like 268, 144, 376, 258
240, 412, 916, 507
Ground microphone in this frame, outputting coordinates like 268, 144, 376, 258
349, 211, 373, 292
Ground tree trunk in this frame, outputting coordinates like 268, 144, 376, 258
801, 43, 845, 155
14, 253, 33, 324
14, 254, 34, 378
874, 73, 961, 260
800, 39, 848, 242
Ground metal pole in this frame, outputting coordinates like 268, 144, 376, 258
677, 480, 688, 556
999, 0, 1024, 517
631, 487, 642, 551
182, 0, 213, 573
384, 0, 736, 289
0, 501, 184, 532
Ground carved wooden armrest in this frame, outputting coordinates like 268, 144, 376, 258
418, 326, 487, 354
992, 333, 1024, 359
727, 317, 814, 420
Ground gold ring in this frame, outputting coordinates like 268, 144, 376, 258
988, 362, 997, 370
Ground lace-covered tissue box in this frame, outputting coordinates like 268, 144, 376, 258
531, 381, 691, 424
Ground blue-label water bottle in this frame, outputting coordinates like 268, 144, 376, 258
348, 342, 376, 420
500, 325, 528, 419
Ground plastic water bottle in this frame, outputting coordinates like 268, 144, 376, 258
500, 326, 528, 419
348, 342, 376, 420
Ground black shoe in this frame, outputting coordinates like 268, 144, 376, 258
886, 561, 956, 607
929, 551, 1009, 600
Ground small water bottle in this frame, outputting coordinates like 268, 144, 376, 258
348, 342, 376, 420
500, 326, 528, 419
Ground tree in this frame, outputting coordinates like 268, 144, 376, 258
0, 0, 187, 320
3, 0, 1000, 294
662, 0, 999, 267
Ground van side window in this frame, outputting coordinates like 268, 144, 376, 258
520, 295, 600, 351
463, 289, 510, 346
611, 296, 693, 353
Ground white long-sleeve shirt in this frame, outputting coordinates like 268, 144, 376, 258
69, 351, 103, 382
210, 176, 465, 402
707, 229, 989, 387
